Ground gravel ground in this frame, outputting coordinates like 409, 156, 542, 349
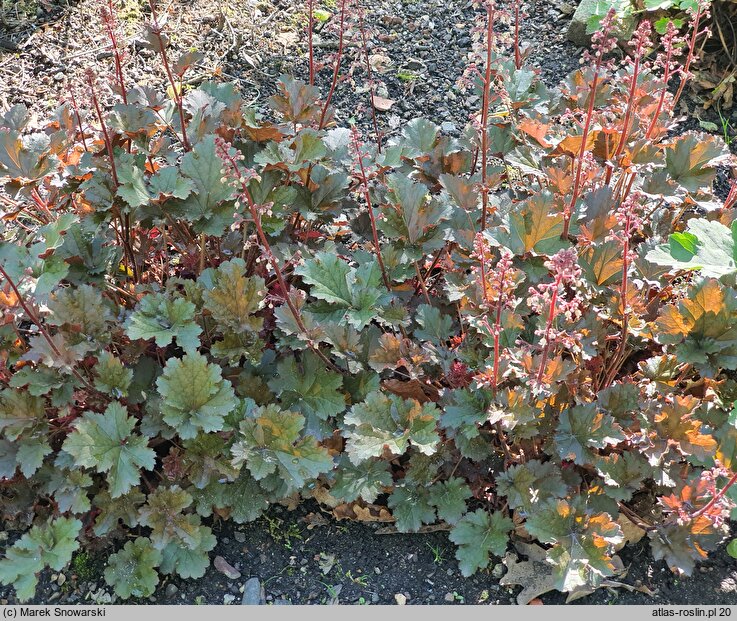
0, 0, 584, 128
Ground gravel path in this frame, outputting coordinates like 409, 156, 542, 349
0, 0, 584, 131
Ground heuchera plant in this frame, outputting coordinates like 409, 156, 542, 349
1, 0, 736, 603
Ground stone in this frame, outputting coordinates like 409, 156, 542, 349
165, 583, 179, 598
242, 577, 264, 605
394, 593, 407, 605
223, 594, 236, 605
372, 95, 395, 112
214, 555, 241, 580
567, 0, 636, 47
405, 58, 426, 72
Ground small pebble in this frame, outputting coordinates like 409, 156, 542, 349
241, 577, 263, 605
214, 555, 241, 580
394, 593, 407, 605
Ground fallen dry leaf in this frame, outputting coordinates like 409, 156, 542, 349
303, 512, 330, 529
311, 482, 341, 509
499, 543, 558, 605
368, 53, 392, 73
615, 514, 646, 551
333, 500, 394, 523
381, 378, 440, 403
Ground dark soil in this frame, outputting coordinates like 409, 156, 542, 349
2, 0, 737, 608
2, 502, 737, 606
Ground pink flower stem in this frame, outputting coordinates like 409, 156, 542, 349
535, 273, 562, 386
562, 71, 600, 239
513, 0, 522, 70
646, 46, 675, 140
605, 36, 645, 186
672, 6, 704, 110
148, 0, 190, 151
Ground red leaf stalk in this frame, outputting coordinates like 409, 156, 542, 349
351, 128, 391, 292
480, 0, 496, 231
318, 0, 348, 130
148, 0, 190, 151
308, 0, 315, 86
101, 0, 128, 105
691, 471, 737, 520
0, 265, 95, 392
562, 9, 617, 238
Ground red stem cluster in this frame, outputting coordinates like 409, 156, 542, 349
148, 0, 190, 151
318, 0, 348, 130
479, 2, 496, 231
218, 144, 341, 374
351, 129, 392, 292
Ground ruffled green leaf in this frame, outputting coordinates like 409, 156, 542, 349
156, 352, 238, 439
342, 391, 440, 464
268, 351, 345, 439
449, 509, 513, 577
231, 403, 333, 491
62, 402, 155, 498
104, 537, 161, 599
126, 292, 202, 353
0, 517, 81, 602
